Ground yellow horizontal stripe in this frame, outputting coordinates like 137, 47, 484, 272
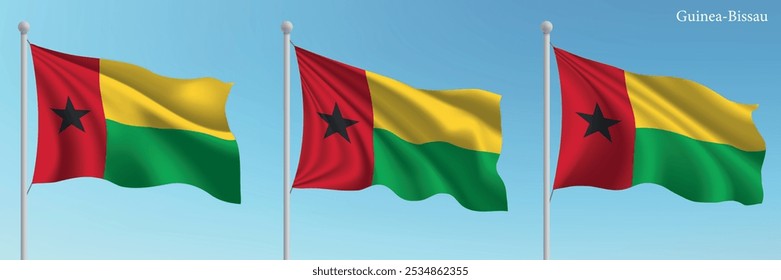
366, 71, 502, 153
625, 72, 764, 151
99, 59, 235, 140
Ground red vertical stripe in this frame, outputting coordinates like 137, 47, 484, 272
292, 47, 374, 190
553, 48, 635, 190
30, 44, 107, 183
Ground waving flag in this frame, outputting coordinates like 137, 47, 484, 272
30, 44, 241, 203
293, 46, 506, 211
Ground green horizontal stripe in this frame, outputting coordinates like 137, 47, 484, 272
104, 120, 241, 203
372, 129, 507, 211
632, 128, 764, 205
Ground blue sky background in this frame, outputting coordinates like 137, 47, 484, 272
0, 0, 779, 259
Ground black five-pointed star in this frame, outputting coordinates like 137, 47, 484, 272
319, 103, 358, 143
51, 97, 90, 133
577, 103, 620, 142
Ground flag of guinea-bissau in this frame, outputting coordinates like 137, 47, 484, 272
30, 44, 241, 203
292, 46, 507, 211
553, 47, 765, 204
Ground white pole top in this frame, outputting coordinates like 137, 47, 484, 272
281, 21, 293, 34
541, 21, 553, 34
18, 21, 30, 34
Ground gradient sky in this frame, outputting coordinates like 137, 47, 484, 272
0, 0, 779, 259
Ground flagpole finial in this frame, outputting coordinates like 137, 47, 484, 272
281, 21, 293, 34
541, 21, 553, 34
18, 21, 29, 35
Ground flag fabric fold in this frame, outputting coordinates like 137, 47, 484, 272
292, 46, 507, 211
553, 47, 765, 205
30, 44, 241, 203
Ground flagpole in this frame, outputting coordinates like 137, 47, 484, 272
281, 20, 293, 261
19, 20, 30, 261
541, 20, 553, 260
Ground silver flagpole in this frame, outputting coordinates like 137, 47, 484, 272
19, 20, 30, 261
541, 20, 553, 260
281, 20, 293, 260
